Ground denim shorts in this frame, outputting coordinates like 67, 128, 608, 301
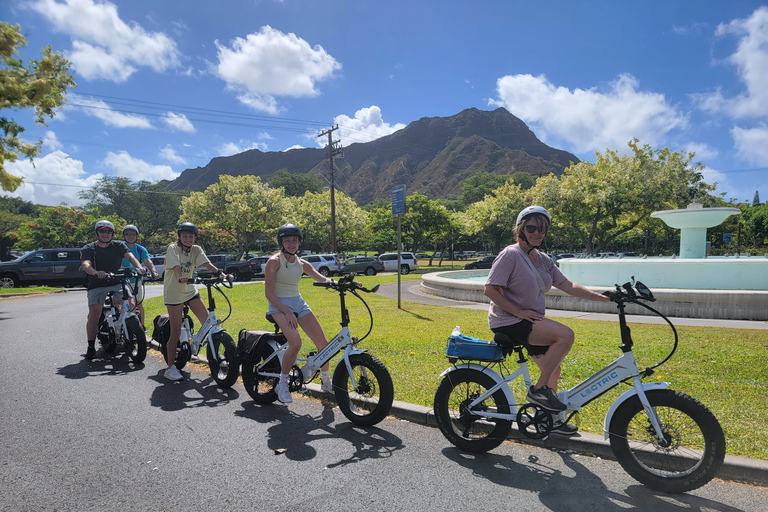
267, 296, 313, 319
87, 284, 125, 306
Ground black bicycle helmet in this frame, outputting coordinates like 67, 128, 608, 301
177, 222, 199, 236
277, 223, 302, 242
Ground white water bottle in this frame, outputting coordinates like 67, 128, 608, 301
451, 325, 461, 337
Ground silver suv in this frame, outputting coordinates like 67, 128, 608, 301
378, 252, 418, 274
304, 254, 340, 277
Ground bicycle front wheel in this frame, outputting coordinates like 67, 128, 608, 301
608, 389, 726, 493
124, 316, 147, 363
241, 343, 281, 404
333, 353, 394, 427
433, 369, 512, 453
208, 331, 239, 388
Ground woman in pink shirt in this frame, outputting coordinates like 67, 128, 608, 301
484, 206, 608, 433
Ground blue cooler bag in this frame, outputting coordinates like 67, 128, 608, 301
446, 334, 504, 362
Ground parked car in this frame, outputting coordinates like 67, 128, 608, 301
303, 254, 340, 277
339, 256, 384, 276
150, 256, 165, 280
464, 255, 497, 270
196, 254, 261, 281
248, 256, 270, 278
456, 251, 475, 260
415, 253, 430, 259
0, 248, 85, 288
378, 252, 418, 274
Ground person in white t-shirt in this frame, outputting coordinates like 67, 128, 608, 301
162, 222, 231, 381
484, 206, 608, 434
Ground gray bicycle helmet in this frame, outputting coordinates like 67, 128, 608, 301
177, 222, 199, 236
95, 220, 115, 232
123, 224, 139, 236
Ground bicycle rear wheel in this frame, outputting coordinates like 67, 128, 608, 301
208, 331, 239, 388
241, 343, 281, 404
333, 353, 394, 427
124, 316, 147, 363
608, 389, 725, 493
433, 369, 512, 453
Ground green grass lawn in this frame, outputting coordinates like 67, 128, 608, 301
141, 274, 768, 461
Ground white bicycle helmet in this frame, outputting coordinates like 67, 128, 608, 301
95, 220, 115, 232
516, 205, 551, 226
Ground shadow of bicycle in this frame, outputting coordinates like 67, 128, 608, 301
57, 351, 146, 379
147, 367, 241, 411
441, 446, 742, 511
235, 397, 405, 467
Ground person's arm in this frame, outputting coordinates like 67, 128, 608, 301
124, 251, 145, 274
554, 279, 610, 302
301, 258, 333, 284
142, 257, 158, 278
264, 257, 298, 329
81, 259, 107, 280
203, 261, 232, 281
484, 284, 545, 323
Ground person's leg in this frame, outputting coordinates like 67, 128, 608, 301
297, 312, 329, 372
526, 318, 574, 391
187, 296, 210, 326
271, 312, 302, 375
165, 304, 183, 368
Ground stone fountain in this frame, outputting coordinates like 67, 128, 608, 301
650, 202, 740, 258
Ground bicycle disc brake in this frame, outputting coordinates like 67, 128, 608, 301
517, 404, 553, 439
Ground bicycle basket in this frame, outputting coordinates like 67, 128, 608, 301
446, 334, 504, 362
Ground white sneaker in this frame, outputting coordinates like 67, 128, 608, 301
321, 379, 333, 393
276, 380, 292, 403
164, 366, 183, 381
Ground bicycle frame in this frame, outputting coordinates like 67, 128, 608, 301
442, 285, 669, 443
178, 279, 227, 357
104, 274, 141, 341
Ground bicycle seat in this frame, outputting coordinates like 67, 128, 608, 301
492, 332, 525, 357
265, 312, 298, 325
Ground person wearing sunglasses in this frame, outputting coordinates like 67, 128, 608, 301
81, 220, 146, 360
483, 205, 608, 435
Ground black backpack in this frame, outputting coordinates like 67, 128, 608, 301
151, 314, 194, 345
237, 329, 285, 363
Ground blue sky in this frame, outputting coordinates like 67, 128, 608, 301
3, 0, 768, 207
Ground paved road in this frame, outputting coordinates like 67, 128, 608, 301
1, 291, 767, 511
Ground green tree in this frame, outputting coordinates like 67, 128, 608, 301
13, 206, 123, 250
1, 22, 76, 191
0, 195, 39, 259
268, 169, 323, 197
531, 140, 715, 255
459, 171, 511, 206
294, 190, 369, 253
510, 171, 536, 190
181, 175, 286, 257
79, 176, 184, 251
458, 180, 527, 252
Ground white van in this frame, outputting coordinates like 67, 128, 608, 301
378, 252, 418, 274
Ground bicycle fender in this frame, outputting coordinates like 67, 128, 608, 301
438, 363, 515, 406
602, 382, 670, 440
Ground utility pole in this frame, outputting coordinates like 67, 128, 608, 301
319, 126, 342, 254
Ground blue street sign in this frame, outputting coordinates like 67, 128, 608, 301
723, 233, 732, 243
392, 184, 405, 215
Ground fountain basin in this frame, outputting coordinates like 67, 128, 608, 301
421, 264, 768, 321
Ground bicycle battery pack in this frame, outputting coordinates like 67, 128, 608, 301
446, 334, 504, 362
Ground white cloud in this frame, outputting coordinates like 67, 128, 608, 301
30, 0, 181, 82
732, 125, 768, 166
2, 150, 102, 206
42, 131, 63, 152
490, 73, 687, 154
697, 7, 768, 119
161, 112, 195, 132
682, 142, 719, 161
217, 140, 268, 157
102, 151, 179, 182
70, 94, 153, 128
215, 25, 341, 114
159, 145, 187, 165
333, 106, 406, 145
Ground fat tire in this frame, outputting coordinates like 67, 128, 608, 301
433, 369, 512, 453
333, 353, 394, 427
160, 340, 189, 370
124, 316, 147, 363
208, 331, 239, 388
241, 343, 281, 404
608, 389, 725, 493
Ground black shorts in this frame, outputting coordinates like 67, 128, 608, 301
164, 293, 201, 307
491, 321, 549, 357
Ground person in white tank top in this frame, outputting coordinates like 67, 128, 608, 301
264, 224, 334, 404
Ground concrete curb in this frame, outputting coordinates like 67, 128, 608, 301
302, 383, 768, 488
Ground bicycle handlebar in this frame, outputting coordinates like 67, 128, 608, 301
187, 274, 234, 289
313, 274, 379, 294
603, 280, 656, 303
